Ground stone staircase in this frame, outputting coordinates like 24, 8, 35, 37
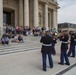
0, 36, 41, 55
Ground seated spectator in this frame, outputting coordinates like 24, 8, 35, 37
23, 29, 27, 36
18, 35, 24, 43
34, 32, 39, 37
29, 30, 33, 35
8, 31, 14, 39
26, 31, 29, 36
39, 31, 43, 36
1, 35, 9, 46
11, 35, 19, 43
2, 33, 8, 38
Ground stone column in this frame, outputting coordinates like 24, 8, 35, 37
34, 0, 39, 27
44, 3, 49, 30
15, 8, 18, 26
0, 0, 3, 38
24, 0, 29, 27
19, 0, 23, 26
48, 12, 51, 29
53, 10, 58, 30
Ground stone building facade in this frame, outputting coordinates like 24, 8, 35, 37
0, 0, 58, 37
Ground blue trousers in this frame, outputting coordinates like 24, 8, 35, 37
68, 44, 75, 57
60, 49, 70, 64
52, 43, 56, 55
42, 53, 53, 70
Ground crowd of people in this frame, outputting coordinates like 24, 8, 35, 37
1, 25, 49, 45
3, 25, 46, 37
1, 25, 45, 45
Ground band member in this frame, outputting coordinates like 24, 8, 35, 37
59, 31, 70, 65
1, 35, 9, 45
40, 31, 53, 71
51, 33, 57, 55
68, 32, 75, 57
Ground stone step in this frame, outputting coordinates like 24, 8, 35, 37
0, 39, 41, 55
0, 47, 40, 55
0, 43, 41, 49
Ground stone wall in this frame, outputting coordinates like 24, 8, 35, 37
3, 0, 19, 26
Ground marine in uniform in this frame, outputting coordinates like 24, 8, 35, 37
68, 32, 75, 57
59, 32, 70, 65
40, 31, 53, 71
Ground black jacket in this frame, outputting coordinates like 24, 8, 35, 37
40, 35, 53, 54
61, 34, 69, 50
70, 34, 75, 45
74, 34, 76, 45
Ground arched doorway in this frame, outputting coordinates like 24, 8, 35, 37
3, 8, 15, 27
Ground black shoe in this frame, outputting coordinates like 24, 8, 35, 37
50, 66, 53, 68
70, 56, 75, 58
43, 69, 47, 71
65, 63, 70, 66
58, 62, 64, 65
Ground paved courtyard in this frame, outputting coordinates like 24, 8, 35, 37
0, 36, 76, 75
